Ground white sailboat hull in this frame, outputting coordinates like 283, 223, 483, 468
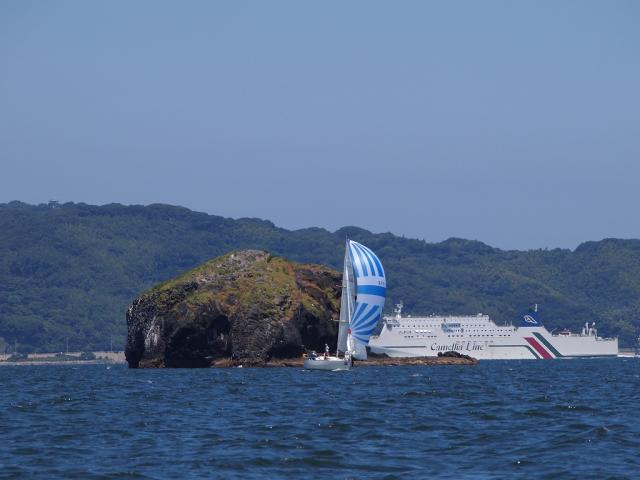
303, 356, 352, 371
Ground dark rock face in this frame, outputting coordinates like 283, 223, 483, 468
437, 350, 475, 361
125, 250, 341, 368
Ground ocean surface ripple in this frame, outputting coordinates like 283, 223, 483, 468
1, 358, 639, 479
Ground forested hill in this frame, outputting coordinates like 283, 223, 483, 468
1, 201, 639, 352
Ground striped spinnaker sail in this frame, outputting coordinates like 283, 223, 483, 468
347, 240, 386, 359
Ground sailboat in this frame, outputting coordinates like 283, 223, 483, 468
303, 239, 386, 370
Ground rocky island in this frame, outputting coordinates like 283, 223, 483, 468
126, 250, 341, 367
126, 250, 477, 368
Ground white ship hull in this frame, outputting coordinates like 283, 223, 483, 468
369, 312, 618, 360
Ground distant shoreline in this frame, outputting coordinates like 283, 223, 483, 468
0, 351, 479, 368
0, 350, 126, 366
0, 359, 121, 366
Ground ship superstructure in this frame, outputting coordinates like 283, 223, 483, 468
368, 304, 618, 360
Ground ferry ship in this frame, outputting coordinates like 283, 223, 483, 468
368, 304, 618, 360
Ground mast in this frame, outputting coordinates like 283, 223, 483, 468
336, 239, 353, 354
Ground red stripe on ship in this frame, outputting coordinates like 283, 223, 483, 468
524, 337, 553, 359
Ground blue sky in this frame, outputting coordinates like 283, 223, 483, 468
1, 1, 638, 249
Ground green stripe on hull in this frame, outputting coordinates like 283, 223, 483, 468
532, 332, 563, 357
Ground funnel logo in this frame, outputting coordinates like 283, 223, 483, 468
523, 315, 538, 324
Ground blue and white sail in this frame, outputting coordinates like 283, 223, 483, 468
346, 240, 386, 360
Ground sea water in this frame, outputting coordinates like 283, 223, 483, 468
1, 358, 638, 479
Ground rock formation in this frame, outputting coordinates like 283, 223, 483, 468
125, 250, 341, 368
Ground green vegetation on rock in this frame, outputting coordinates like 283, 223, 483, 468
1, 201, 640, 351
126, 250, 341, 367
